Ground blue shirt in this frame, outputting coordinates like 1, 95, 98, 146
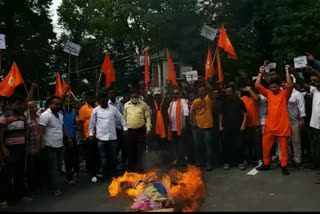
62, 108, 77, 139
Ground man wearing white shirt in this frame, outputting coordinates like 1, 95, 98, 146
168, 89, 189, 166
286, 86, 306, 167
88, 89, 127, 180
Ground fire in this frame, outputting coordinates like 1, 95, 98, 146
108, 165, 205, 212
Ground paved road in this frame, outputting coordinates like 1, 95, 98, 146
3, 165, 320, 212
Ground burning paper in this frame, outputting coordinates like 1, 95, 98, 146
108, 165, 205, 212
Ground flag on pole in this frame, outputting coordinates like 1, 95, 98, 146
217, 25, 238, 59
0, 62, 24, 97
166, 48, 177, 87
144, 47, 150, 91
205, 45, 215, 80
55, 72, 63, 98
216, 46, 223, 82
62, 80, 71, 96
101, 54, 116, 88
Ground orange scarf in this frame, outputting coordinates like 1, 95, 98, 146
168, 98, 182, 141
154, 100, 166, 138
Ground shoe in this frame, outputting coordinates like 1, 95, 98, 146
68, 180, 76, 185
0, 201, 8, 208
91, 176, 98, 183
54, 189, 62, 196
239, 163, 246, 171
73, 173, 80, 182
96, 173, 103, 178
205, 166, 213, 172
294, 163, 303, 169
224, 164, 230, 170
256, 164, 271, 171
22, 196, 33, 201
281, 167, 289, 176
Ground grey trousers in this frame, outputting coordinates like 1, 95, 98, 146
278, 123, 301, 163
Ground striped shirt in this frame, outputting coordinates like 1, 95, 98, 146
0, 110, 26, 146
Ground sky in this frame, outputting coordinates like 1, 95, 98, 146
49, 0, 63, 38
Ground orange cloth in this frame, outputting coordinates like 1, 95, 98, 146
62, 80, 72, 96
205, 45, 215, 80
166, 49, 177, 87
168, 98, 182, 141
191, 95, 213, 129
144, 48, 150, 87
216, 46, 223, 82
0, 62, 24, 97
154, 100, 166, 139
262, 135, 288, 167
78, 103, 94, 138
101, 53, 116, 88
217, 25, 238, 59
256, 84, 293, 136
55, 72, 63, 98
240, 96, 260, 127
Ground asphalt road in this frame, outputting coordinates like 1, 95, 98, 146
3, 163, 320, 212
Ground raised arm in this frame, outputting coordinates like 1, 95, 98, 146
255, 66, 269, 97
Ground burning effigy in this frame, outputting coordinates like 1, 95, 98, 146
108, 165, 205, 212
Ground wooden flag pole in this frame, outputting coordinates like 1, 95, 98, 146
96, 70, 103, 99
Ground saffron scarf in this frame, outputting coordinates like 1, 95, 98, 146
154, 100, 166, 138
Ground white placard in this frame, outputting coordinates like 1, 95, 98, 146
181, 65, 193, 74
137, 55, 150, 67
0, 34, 6, 49
294, 56, 308, 69
185, 70, 198, 82
63, 40, 81, 56
265, 62, 276, 73
200, 24, 218, 41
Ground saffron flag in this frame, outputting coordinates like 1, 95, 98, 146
144, 47, 150, 90
216, 46, 223, 82
166, 48, 177, 87
217, 25, 238, 59
62, 80, 71, 96
0, 62, 24, 97
55, 72, 63, 98
205, 45, 215, 80
101, 53, 116, 88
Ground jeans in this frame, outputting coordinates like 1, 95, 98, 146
125, 128, 146, 172
4, 144, 27, 201
312, 128, 320, 171
222, 128, 245, 165
43, 146, 64, 190
64, 140, 80, 181
83, 138, 100, 178
244, 126, 262, 162
26, 153, 43, 193
98, 140, 118, 178
193, 127, 214, 168
172, 129, 186, 163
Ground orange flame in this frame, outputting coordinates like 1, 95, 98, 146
108, 165, 205, 212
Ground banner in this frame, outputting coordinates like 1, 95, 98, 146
63, 40, 81, 56
200, 24, 218, 41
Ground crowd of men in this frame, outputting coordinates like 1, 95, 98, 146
1, 52, 320, 208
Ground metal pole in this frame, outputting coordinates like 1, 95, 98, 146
68, 52, 71, 111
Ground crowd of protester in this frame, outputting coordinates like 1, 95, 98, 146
1, 52, 320, 208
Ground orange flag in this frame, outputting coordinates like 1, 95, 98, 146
166, 48, 177, 87
101, 53, 116, 88
216, 46, 223, 82
62, 80, 71, 96
0, 62, 24, 97
144, 47, 150, 90
217, 25, 238, 59
55, 72, 63, 98
205, 45, 215, 80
